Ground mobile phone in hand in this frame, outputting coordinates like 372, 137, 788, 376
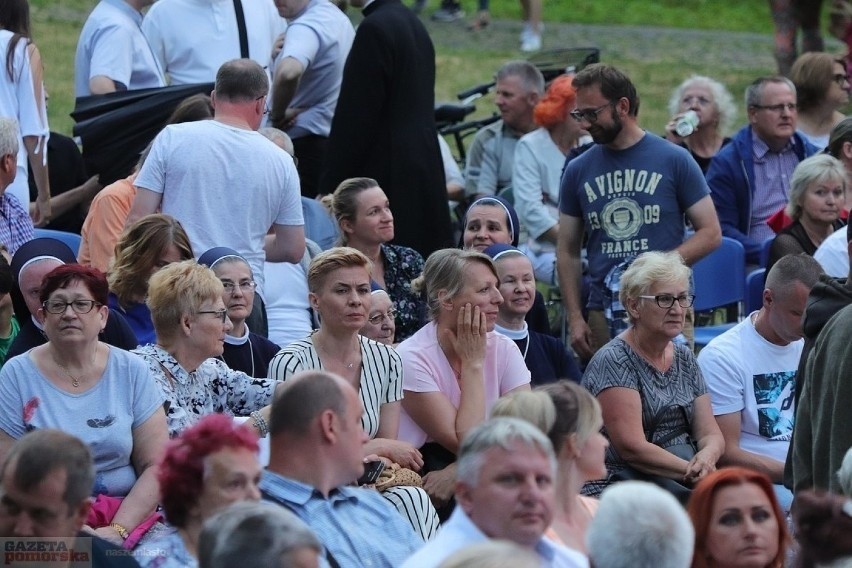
357, 460, 385, 485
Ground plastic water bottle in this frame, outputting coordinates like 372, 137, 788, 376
675, 110, 700, 137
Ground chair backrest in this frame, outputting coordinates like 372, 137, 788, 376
32, 229, 82, 258
692, 237, 746, 312
745, 268, 766, 314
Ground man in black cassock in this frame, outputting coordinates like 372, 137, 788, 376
319, 0, 453, 258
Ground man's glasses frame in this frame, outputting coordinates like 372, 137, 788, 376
570, 102, 614, 123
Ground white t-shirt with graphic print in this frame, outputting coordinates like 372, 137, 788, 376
697, 312, 802, 464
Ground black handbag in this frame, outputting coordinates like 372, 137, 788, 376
609, 377, 699, 504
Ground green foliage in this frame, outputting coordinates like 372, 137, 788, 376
485, 0, 771, 33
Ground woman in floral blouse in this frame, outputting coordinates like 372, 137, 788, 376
132, 260, 281, 438
327, 177, 426, 341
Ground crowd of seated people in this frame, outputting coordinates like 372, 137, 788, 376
2, 2, 852, 563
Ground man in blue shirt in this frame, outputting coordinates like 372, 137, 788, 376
260, 370, 422, 567
74, 0, 164, 96
0, 118, 33, 255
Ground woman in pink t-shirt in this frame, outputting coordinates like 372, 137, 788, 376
397, 248, 530, 513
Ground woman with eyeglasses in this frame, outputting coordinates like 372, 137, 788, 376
326, 177, 426, 342
791, 52, 850, 149
267, 247, 439, 540
665, 75, 737, 173
199, 247, 279, 378
133, 260, 282, 439
108, 214, 194, 347
0, 264, 168, 546
580, 251, 724, 501
359, 285, 397, 346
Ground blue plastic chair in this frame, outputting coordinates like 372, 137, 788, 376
744, 268, 766, 315
692, 237, 746, 349
33, 228, 82, 258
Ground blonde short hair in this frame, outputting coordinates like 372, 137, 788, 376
619, 251, 690, 324
147, 260, 223, 341
307, 247, 372, 294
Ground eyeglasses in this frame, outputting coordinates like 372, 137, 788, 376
367, 308, 397, 326
256, 94, 269, 116
198, 309, 228, 323
42, 299, 100, 315
750, 102, 797, 113
221, 280, 257, 295
834, 73, 850, 86
637, 294, 695, 309
570, 102, 613, 123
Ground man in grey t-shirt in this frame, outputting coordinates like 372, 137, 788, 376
127, 60, 305, 333
270, 0, 354, 198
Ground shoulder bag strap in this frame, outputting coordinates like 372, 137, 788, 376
232, 0, 249, 58
260, 488, 342, 568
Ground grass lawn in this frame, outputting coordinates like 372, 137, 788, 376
26, 0, 813, 138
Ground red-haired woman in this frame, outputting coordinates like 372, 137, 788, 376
135, 414, 261, 567
0, 264, 168, 546
512, 74, 590, 284
688, 467, 790, 568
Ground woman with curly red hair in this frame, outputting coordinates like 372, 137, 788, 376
688, 467, 790, 568
512, 74, 590, 284
134, 414, 261, 567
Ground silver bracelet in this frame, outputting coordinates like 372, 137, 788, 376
250, 411, 269, 438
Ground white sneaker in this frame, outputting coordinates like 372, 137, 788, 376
521, 32, 542, 52
519, 22, 544, 42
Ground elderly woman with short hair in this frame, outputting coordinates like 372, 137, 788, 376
581, 251, 724, 501
199, 247, 280, 378
132, 260, 282, 439
665, 75, 737, 173
135, 414, 262, 567
767, 154, 847, 273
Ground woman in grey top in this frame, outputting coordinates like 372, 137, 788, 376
581, 251, 724, 497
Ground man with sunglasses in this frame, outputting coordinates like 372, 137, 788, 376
697, 254, 823, 512
557, 63, 721, 362
707, 76, 820, 266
